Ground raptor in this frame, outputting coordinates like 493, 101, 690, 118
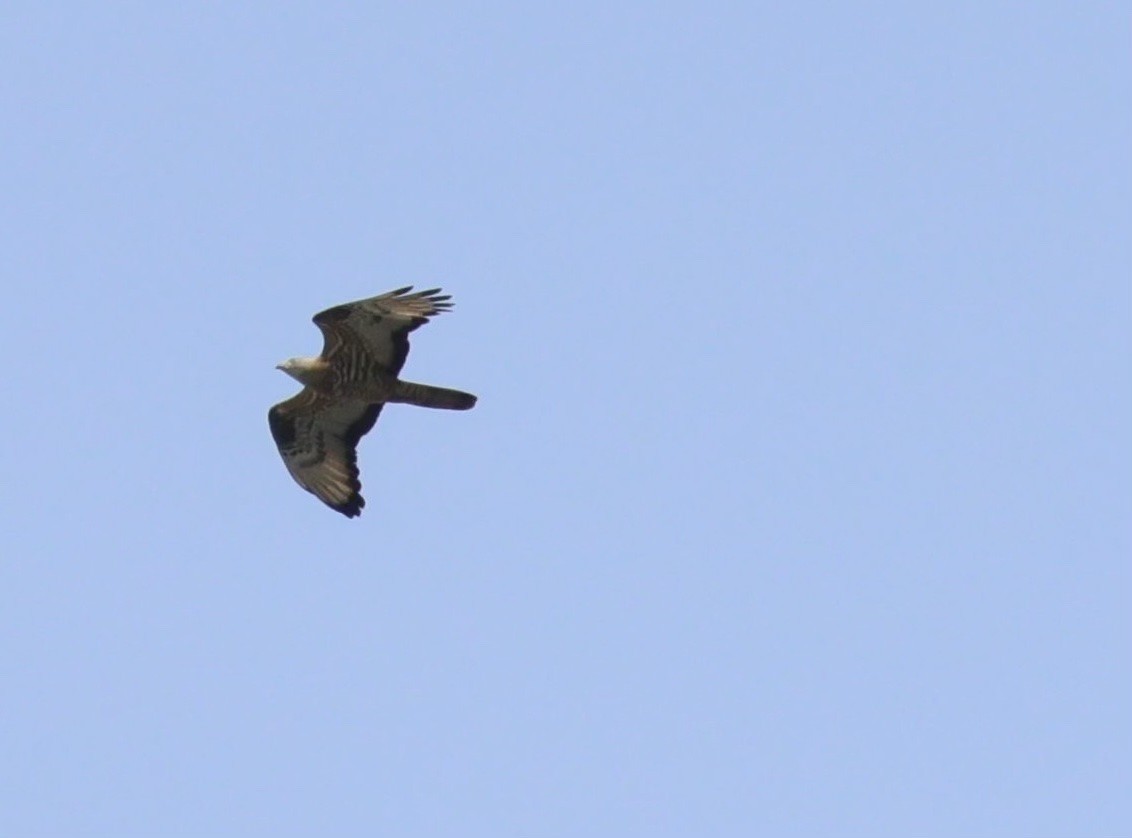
269, 287, 476, 517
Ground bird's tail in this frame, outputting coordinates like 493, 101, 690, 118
392, 380, 478, 410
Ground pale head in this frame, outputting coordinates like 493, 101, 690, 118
276, 356, 324, 386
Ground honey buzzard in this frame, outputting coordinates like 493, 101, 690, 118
269, 287, 476, 517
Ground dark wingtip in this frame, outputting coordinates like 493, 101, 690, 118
331, 494, 365, 518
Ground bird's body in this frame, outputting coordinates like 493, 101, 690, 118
269, 287, 476, 518
277, 354, 391, 401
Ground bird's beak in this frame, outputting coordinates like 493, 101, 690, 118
275, 363, 284, 371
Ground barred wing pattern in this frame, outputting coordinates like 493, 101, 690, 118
313, 286, 453, 376
268, 390, 382, 518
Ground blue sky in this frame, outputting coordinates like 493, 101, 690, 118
1, 3, 1128, 835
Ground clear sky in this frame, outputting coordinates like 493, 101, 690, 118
1, 3, 1128, 836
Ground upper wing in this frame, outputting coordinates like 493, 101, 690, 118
312, 286, 454, 377
268, 389, 383, 518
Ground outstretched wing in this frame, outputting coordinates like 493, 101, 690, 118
268, 389, 382, 518
313, 286, 454, 377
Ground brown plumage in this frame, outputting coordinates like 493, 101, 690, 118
269, 287, 476, 518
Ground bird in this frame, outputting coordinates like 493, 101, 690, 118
268, 286, 476, 517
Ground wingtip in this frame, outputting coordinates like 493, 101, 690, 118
332, 496, 365, 518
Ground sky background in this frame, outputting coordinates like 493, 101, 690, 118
1, 2, 1128, 836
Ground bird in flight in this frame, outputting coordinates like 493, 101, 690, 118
269, 287, 476, 517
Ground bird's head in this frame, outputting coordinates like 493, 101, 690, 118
276, 356, 320, 384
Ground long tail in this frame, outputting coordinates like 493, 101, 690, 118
392, 380, 478, 410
